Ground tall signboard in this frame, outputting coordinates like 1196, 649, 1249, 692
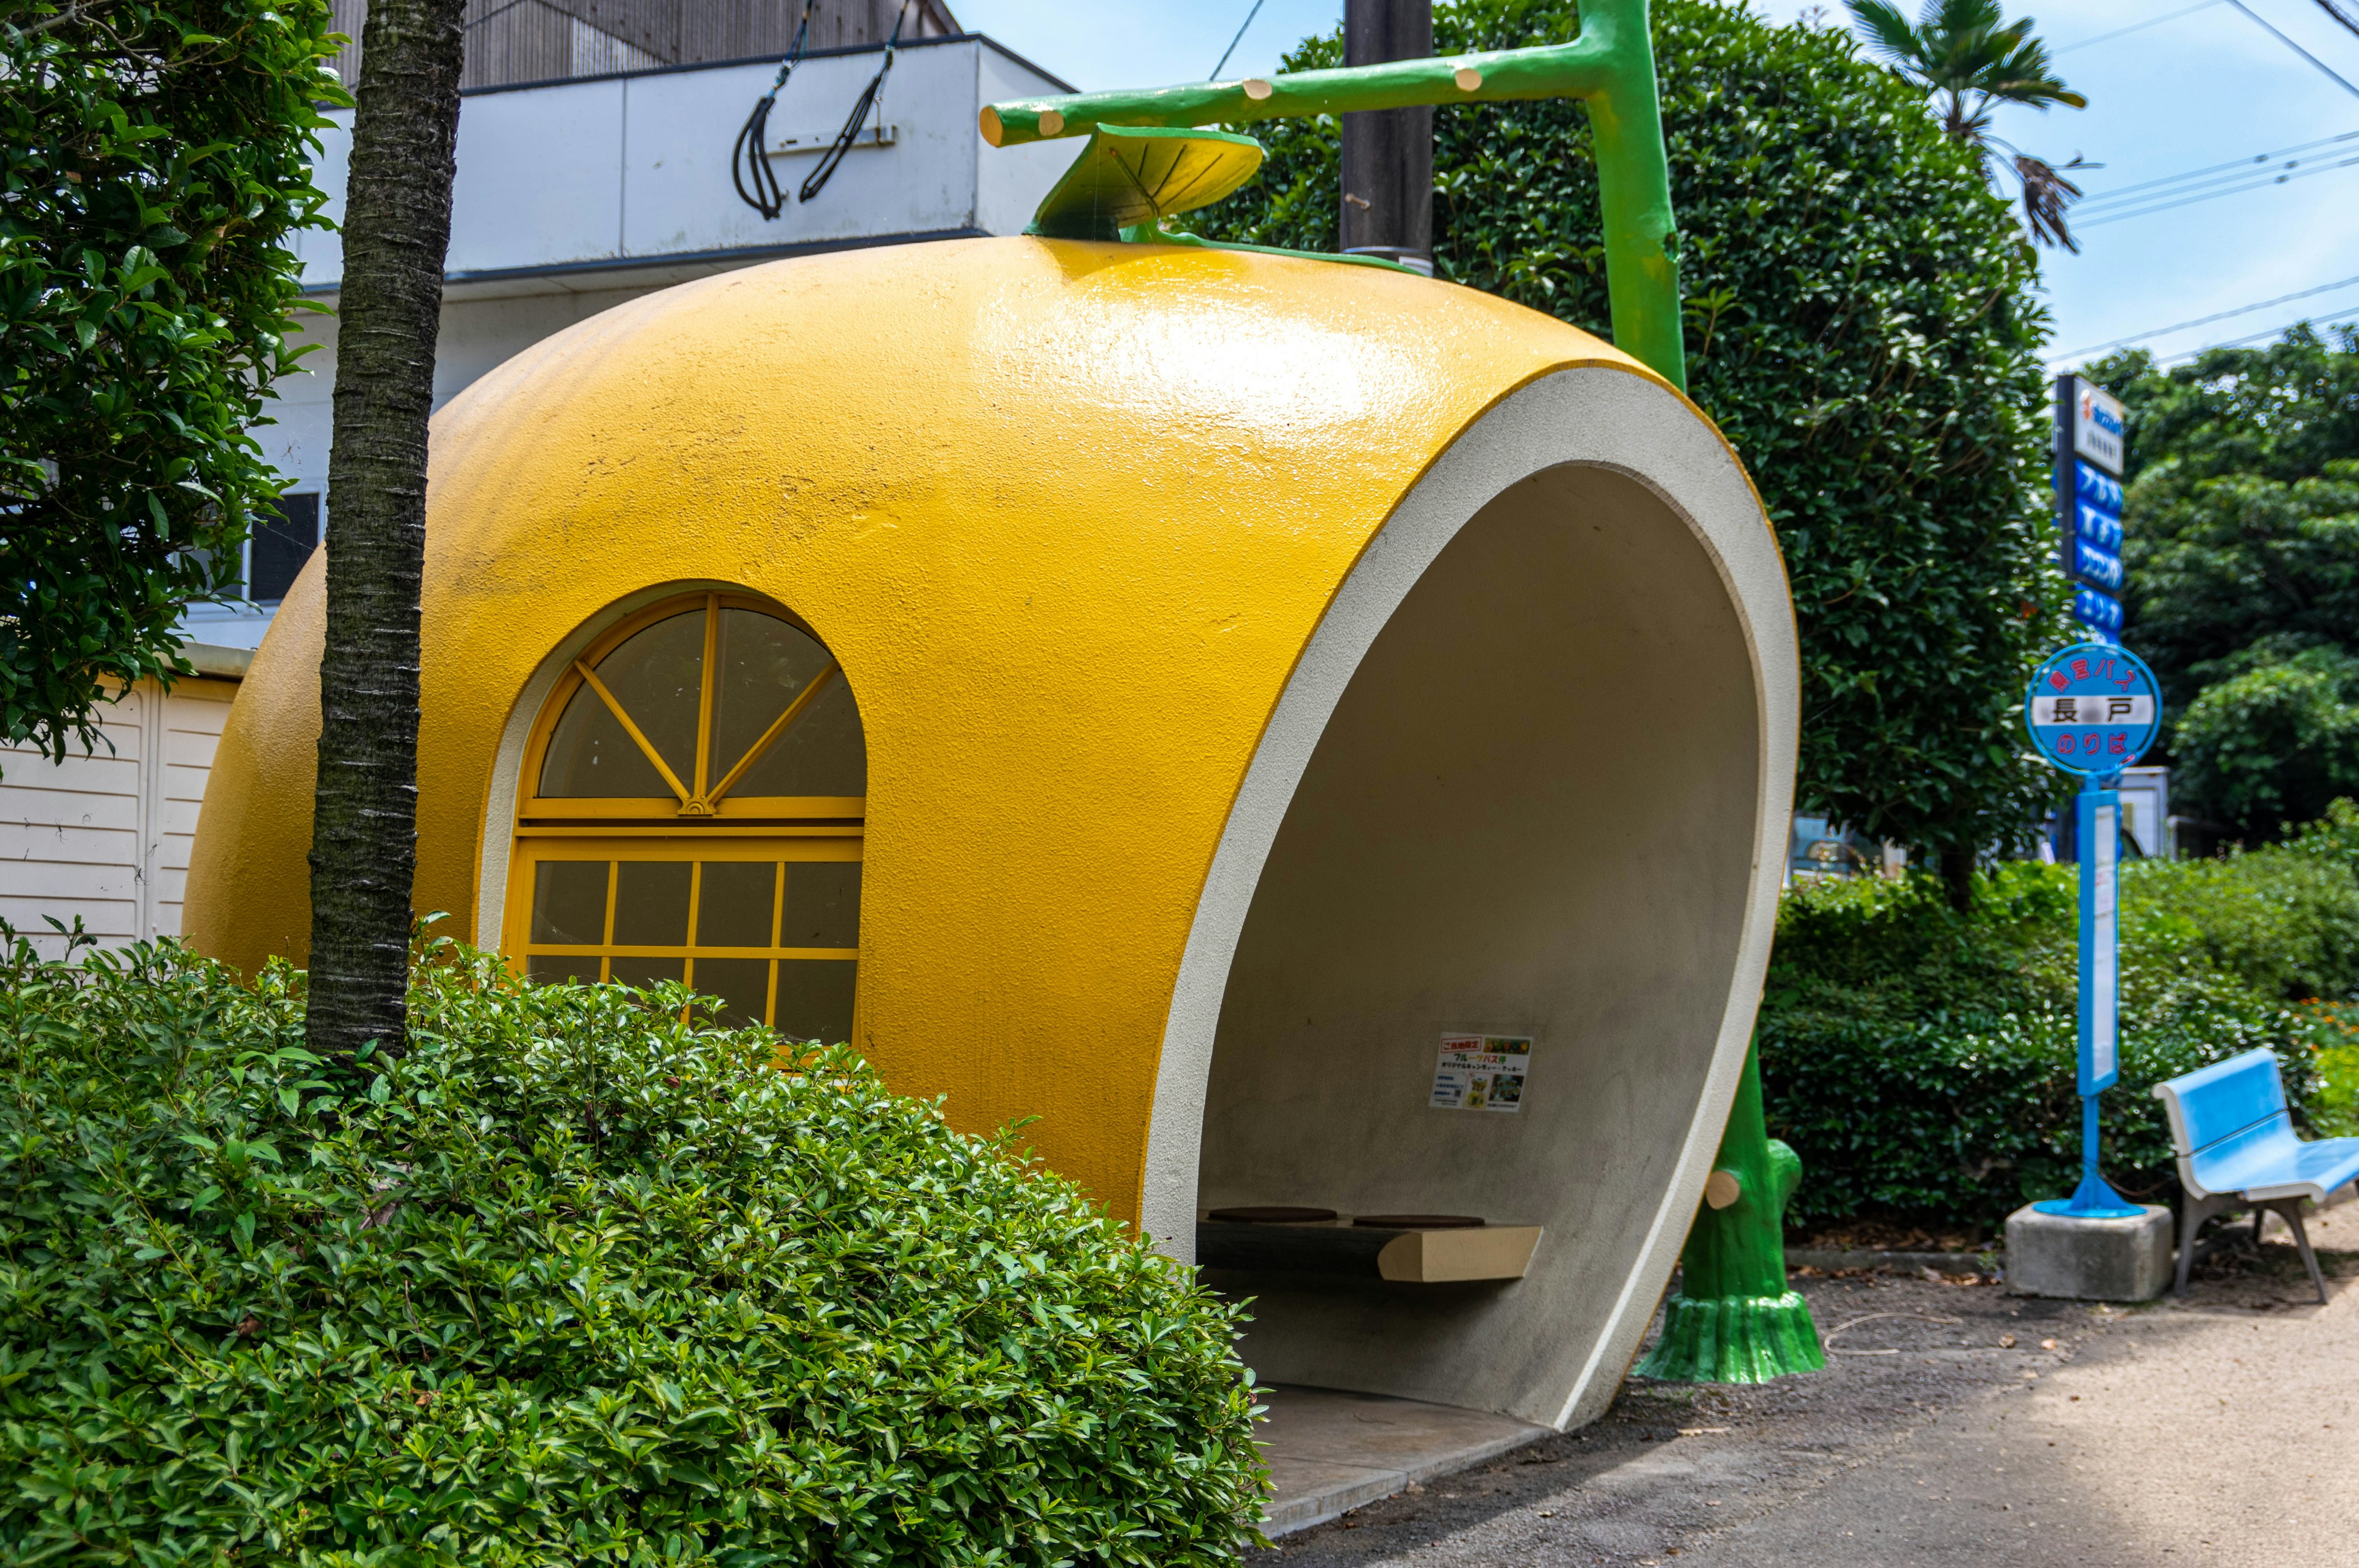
2056, 375, 2127, 641
2023, 641, 2162, 1220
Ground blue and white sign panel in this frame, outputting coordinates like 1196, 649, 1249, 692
2057, 377, 2127, 642
2073, 585, 2124, 638
2079, 789, 2120, 1094
2070, 380, 2125, 470
2025, 641, 2161, 778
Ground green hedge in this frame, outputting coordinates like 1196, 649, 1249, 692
0, 936, 1265, 1565
1762, 811, 2359, 1230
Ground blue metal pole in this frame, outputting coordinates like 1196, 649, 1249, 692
2081, 1091, 2101, 1199
2042, 771, 2141, 1219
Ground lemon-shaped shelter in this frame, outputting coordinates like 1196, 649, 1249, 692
187, 235, 1796, 1429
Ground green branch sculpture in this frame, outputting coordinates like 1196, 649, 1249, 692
1634, 1043, 1826, 1383
979, 0, 1687, 391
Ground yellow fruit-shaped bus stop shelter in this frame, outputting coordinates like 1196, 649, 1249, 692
189, 28, 1798, 1430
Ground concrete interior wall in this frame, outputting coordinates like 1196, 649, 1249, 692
1196, 462, 1758, 1420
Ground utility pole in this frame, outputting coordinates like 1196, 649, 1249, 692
1340, 0, 1433, 273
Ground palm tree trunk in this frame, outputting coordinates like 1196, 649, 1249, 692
1941, 846, 1976, 913
307, 0, 466, 1066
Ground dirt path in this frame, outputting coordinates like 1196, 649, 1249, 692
1253, 1200, 2359, 1566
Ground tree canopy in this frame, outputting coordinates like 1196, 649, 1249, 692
2092, 326, 2359, 838
1, 0, 342, 768
1199, 0, 2068, 893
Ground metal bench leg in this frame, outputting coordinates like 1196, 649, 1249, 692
2177, 1194, 2213, 1295
2269, 1199, 2328, 1305
2176, 1192, 2237, 1295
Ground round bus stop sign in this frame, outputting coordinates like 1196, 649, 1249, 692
2024, 641, 2161, 777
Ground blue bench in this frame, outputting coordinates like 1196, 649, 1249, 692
2153, 1047, 2359, 1302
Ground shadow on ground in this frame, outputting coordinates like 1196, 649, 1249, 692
1251, 1205, 2359, 1567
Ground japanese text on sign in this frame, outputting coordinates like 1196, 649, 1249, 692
2024, 642, 2162, 779
1429, 1034, 1533, 1112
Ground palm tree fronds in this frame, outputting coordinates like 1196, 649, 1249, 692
1842, 0, 2089, 246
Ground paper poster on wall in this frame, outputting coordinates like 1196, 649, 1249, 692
1429, 1034, 1533, 1112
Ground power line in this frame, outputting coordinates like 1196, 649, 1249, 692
2079, 147, 2359, 224
2224, 0, 2359, 99
2160, 313, 2359, 362
2073, 126, 2359, 208
2051, 271, 2359, 359
2052, 0, 2223, 53
2315, 0, 2359, 44
2078, 150, 2355, 216
1211, 0, 1267, 79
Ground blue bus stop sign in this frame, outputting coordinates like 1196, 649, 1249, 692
2024, 642, 2161, 778
2024, 640, 2162, 1219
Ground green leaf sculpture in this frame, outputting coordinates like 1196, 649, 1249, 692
1025, 125, 1267, 241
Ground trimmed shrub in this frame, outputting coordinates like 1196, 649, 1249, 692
1761, 843, 2355, 1231
0, 935, 1264, 1565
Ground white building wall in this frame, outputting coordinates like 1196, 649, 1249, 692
1, 679, 240, 958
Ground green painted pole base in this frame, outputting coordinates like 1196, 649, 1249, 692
1634, 1289, 1825, 1383
1633, 1042, 1825, 1384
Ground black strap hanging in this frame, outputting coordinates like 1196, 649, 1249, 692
731, 1, 820, 220
800, 0, 912, 205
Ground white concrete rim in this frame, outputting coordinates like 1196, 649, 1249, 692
1141, 364, 1801, 1431
472, 577, 765, 950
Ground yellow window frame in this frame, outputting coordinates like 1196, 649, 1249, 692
517, 590, 864, 826
504, 589, 865, 1036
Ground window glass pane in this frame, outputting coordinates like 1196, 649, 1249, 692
732, 673, 866, 798
708, 609, 835, 787
531, 860, 609, 945
612, 862, 692, 946
690, 957, 771, 1028
696, 860, 776, 948
537, 608, 703, 797
528, 953, 603, 985
774, 959, 856, 1043
538, 682, 676, 798
781, 860, 859, 948
249, 494, 320, 603
597, 609, 705, 789
609, 955, 686, 991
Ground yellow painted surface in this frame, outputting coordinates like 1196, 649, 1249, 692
186, 235, 1697, 1224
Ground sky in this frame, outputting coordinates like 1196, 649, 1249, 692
953, 0, 2359, 375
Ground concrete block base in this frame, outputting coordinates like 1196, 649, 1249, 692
2005, 1203, 2173, 1301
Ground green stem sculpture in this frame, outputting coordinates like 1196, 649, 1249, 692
1633, 1042, 1826, 1383
980, 0, 1686, 392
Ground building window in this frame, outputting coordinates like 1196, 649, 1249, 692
248, 493, 321, 603
503, 590, 865, 1039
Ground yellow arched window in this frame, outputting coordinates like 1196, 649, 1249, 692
504, 591, 864, 1040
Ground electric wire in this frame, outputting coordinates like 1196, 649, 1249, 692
2224, 0, 2359, 98
2078, 147, 2359, 224
463, 0, 535, 31
2052, 271, 2359, 359
2161, 312, 2359, 362
2314, 0, 2359, 43
2073, 127, 2359, 209
731, 0, 819, 220
800, 0, 912, 205
2052, 0, 2222, 53
1211, 0, 1268, 79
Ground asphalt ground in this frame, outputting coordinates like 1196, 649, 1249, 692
1251, 1200, 2359, 1567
